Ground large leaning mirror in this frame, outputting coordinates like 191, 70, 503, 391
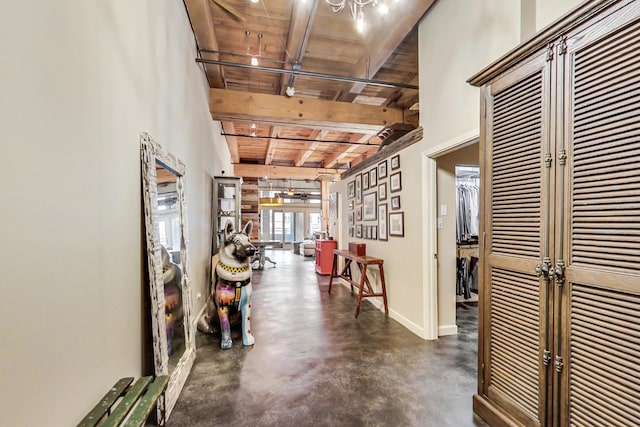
141, 132, 195, 423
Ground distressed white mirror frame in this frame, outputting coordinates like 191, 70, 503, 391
140, 132, 195, 423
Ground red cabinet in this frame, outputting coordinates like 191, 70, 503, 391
315, 239, 337, 275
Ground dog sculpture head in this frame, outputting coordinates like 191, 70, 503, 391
220, 220, 256, 262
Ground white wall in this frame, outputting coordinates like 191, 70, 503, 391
0, 1, 230, 425
418, 0, 521, 336
333, 141, 427, 337
536, 0, 584, 30
436, 143, 479, 336
417, 0, 589, 337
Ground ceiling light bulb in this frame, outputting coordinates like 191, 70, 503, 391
286, 86, 295, 97
250, 123, 257, 129
378, 3, 389, 14
356, 11, 365, 33
251, 56, 259, 66
250, 131, 256, 137
250, 0, 259, 3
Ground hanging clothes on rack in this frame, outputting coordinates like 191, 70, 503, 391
457, 245, 479, 298
456, 177, 479, 243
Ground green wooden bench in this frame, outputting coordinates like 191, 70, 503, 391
77, 375, 169, 427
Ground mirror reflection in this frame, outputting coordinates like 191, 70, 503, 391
156, 164, 185, 370
140, 132, 195, 422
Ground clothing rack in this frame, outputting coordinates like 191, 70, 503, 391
456, 168, 479, 244
457, 244, 478, 299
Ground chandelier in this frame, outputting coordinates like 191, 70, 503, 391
322, 0, 400, 33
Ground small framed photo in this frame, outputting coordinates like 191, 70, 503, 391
356, 224, 362, 238
390, 172, 402, 192
356, 206, 362, 221
347, 181, 355, 199
389, 212, 404, 237
378, 160, 388, 179
378, 203, 388, 241
363, 172, 369, 190
378, 182, 387, 201
369, 168, 377, 187
391, 195, 401, 210
391, 155, 400, 170
372, 225, 377, 240
348, 211, 354, 226
364, 226, 370, 239
362, 192, 377, 221
349, 227, 354, 237
355, 174, 362, 204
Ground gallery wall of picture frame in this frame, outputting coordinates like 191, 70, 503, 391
346, 153, 404, 241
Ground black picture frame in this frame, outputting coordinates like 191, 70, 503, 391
362, 192, 377, 221
389, 212, 404, 237
355, 174, 362, 204
391, 195, 401, 210
391, 155, 400, 170
378, 160, 388, 179
378, 203, 388, 241
347, 181, 355, 199
356, 224, 362, 238
390, 171, 402, 192
378, 182, 387, 201
363, 171, 369, 190
369, 168, 377, 187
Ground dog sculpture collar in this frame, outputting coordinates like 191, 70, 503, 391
218, 259, 251, 274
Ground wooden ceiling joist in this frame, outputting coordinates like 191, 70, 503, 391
210, 88, 405, 133
233, 163, 341, 180
184, 0, 225, 88
221, 121, 239, 163
265, 126, 281, 165
295, 129, 326, 166
338, 0, 435, 102
324, 134, 373, 168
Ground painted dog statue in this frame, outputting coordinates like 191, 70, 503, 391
198, 220, 256, 349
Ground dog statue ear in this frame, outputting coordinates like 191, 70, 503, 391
224, 219, 235, 241
242, 221, 253, 237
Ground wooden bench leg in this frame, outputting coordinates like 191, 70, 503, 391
328, 253, 338, 293
355, 263, 368, 318
378, 264, 389, 316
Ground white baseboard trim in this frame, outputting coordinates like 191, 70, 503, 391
335, 279, 431, 340
389, 309, 430, 339
438, 324, 459, 337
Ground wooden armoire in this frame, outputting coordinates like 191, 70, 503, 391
468, 1, 640, 425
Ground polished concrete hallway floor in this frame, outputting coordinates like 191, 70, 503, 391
169, 250, 487, 427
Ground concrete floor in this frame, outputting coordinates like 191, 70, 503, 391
168, 250, 487, 427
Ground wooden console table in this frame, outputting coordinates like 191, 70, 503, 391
328, 249, 388, 318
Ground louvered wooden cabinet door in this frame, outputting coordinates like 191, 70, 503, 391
558, 5, 640, 426
480, 52, 553, 427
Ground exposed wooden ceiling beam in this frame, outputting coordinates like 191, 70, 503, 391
265, 126, 281, 165
210, 88, 404, 132
295, 129, 326, 166
184, 0, 225, 87
279, 0, 318, 95
233, 164, 341, 180
339, 0, 435, 102
221, 121, 239, 163
323, 134, 372, 168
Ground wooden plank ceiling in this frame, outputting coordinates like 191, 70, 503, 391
184, 0, 434, 181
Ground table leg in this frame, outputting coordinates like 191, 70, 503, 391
355, 263, 367, 318
328, 253, 337, 293
378, 264, 389, 316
